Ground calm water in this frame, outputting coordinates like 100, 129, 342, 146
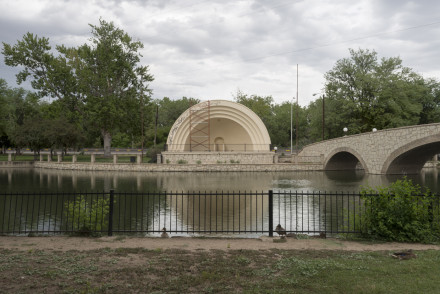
1, 167, 440, 193
1, 167, 439, 236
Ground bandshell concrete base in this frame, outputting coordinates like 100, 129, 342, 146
161, 151, 275, 164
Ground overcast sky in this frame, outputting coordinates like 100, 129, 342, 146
1, 0, 439, 106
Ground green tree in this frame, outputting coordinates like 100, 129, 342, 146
12, 116, 49, 156
45, 117, 84, 153
234, 92, 309, 149
417, 78, 440, 124
147, 96, 199, 148
269, 102, 308, 148
234, 91, 274, 127
2, 86, 41, 153
69, 19, 154, 156
324, 48, 429, 136
3, 19, 154, 157
0, 79, 9, 150
359, 178, 440, 243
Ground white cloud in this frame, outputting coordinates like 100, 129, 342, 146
1, 0, 439, 106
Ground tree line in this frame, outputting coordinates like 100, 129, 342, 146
1, 20, 440, 158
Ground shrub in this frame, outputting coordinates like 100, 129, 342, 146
359, 178, 440, 243
177, 159, 187, 164
146, 146, 163, 163
196, 160, 202, 164
64, 195, 110, 235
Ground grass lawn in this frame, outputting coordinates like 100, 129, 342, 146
1, 247, 439, 293
0, 154, 37, 161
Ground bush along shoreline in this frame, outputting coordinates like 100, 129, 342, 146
352, 178, 440, 243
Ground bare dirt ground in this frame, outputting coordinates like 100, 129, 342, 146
1, 236, 439, 252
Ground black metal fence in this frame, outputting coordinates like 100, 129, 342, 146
1, 190, 439, 236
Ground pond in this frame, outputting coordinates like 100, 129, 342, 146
1, 167, 440, 193
1, 167, 439, 237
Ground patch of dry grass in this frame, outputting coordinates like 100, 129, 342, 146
0, 248, 439, 293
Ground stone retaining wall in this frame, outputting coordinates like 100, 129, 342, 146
0, 161, 34, 168
34, 161, 323, 172
161, 151, 275, 164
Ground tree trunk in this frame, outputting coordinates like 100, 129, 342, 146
102, 130, 112, 157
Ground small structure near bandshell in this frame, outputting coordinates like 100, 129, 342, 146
161, 100, 274, 164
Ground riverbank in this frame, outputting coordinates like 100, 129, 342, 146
0, 161, 34, 167
1, 236, 440, 293
33, 161, 323, 172
2, 235, 439, 252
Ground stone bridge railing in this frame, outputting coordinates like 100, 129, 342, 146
298, 122, 440, 174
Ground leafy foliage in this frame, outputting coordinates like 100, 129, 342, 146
2, 19, 154, 156
323, 48, 439, 136
2, 46, 440, 150
64, 195, 110, 234
234, 91, 309, 148
359, 178, 440, 243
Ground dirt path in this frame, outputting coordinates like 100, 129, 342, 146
1, 236, 439, 252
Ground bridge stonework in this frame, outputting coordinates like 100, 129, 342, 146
298, 123, 440, 174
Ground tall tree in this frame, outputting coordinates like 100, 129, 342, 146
2, 19, 154, 156
67, 19, 154, 156
147, 97, 199, 147
270, 102, 309, 148
234, 91, 274, 127
324, 48, 428, 135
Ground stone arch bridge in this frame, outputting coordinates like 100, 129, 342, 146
298, 123, 440, 174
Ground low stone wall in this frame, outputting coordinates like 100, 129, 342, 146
0, 161, 34, 168
34, 161, 324, 172
161, 152, 275, 164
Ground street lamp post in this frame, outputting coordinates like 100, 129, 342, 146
322, 95, 325, 141
290, 97, 294, 155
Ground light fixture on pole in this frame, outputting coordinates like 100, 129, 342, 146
372, 128, 377, 132
343, 127, 348, 136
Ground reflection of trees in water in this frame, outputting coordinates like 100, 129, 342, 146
2, 168, 440, 193
112, 193, 166, 232
167, 192, 269, 233
0, 193, 111, 233
110, 192, 269, 233
2, 168, 440, 234
273, 191, 363, 234
159, 172, 273, 192
0, 191, 362, 235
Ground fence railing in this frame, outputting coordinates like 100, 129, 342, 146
1, 190, 439, 236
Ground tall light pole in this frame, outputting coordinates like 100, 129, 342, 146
322, 95, 325, 141
296, 64, 299, 150
290, 96, 295, 155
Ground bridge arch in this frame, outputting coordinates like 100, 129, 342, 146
381, 134, 440, 174
324, 147, 369, 173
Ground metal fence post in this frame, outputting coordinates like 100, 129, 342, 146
108, 189, 114, 236
269, 190, 273, 237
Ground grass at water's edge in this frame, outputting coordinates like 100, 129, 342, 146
1, 247, 439, 293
